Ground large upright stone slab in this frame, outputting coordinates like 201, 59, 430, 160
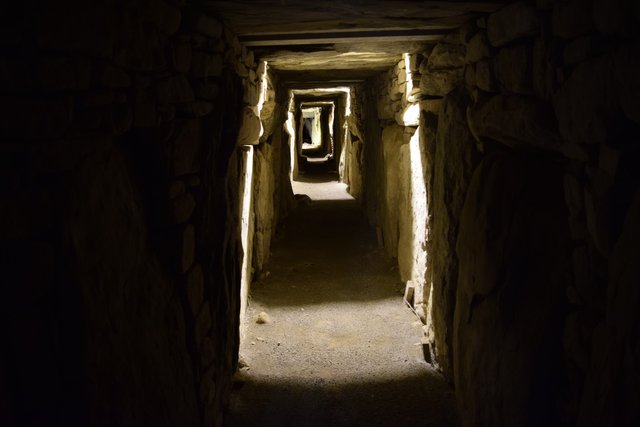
431, 88, 479, 380
454, 151, 570, 427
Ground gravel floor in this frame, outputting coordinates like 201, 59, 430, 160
225, 172, 460, 427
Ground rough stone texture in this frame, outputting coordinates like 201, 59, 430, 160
399, 127, 429, 320
577, 189, 640, 426
532, 36, 555, 100
431, 88, 479, 380
465, 32, 491, 63
236, 106, 262, 146
347, 137, 364, 199
397, 140, 413, 283
553, 42, 640, 145
487, 1, 539, 47
381, 124, 405, 257
4, 1, 640, 426
475, 59, 498, 92
494, 44, 532, 94
426, 43, 466, 70
171, 119, 202, 176
464, 64, 476, 88
468, 94, 586, 159
252, 144, 275, 273
360, 2, 640, 426
0, 2, 264, 425
453, 151, 571, 427
552, 0, 595, 39
420, 68, 464, 97
592, 0, 640, 37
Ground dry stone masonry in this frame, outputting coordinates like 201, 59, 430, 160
1, 1, 290, 426
362, 1, 640, 426
1, 0, 638, 426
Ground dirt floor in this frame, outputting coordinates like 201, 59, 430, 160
225, 169, 460, 427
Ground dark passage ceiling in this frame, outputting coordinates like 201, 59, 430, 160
201, 1, 507, 83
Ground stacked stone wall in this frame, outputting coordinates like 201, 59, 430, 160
0, 1, 268, 425
367, 1, 640, 425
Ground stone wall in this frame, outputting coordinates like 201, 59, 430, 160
362, 55, 431, 321
252, 72, 292, 279
368, 0, 640, 425
0, 1, 267, 425
341, 87, 364, 199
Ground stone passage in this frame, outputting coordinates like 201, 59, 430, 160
2, 1, 639, 426
226, 172, 459, 427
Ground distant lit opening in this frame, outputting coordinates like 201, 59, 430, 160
284, 87, 353, 200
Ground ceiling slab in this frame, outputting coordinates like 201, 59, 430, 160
201, 1, 506, 35
199, 0, 507, 83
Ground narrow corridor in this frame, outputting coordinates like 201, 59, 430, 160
4, 1, 639, 426
227, 169, 459, 426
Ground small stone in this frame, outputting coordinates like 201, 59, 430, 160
256, 312, 271, 324
238, 355, 248, 368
